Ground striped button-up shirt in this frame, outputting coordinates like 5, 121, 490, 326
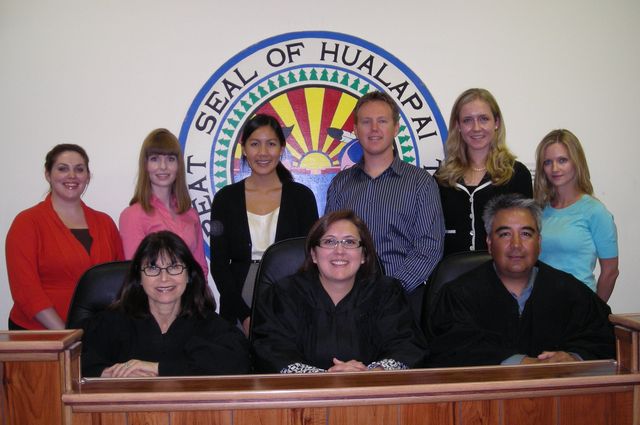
326, 157, 445, 293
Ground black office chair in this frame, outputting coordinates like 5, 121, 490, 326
422, 250, 491, 335
247, 237, 307, 340
66, 260, 131, 329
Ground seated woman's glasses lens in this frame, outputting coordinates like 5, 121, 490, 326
318, 238, 362, 249
141, 264, 186, 276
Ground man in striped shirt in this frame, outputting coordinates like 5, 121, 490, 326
326, 91, 445, 319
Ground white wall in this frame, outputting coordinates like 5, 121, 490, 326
1, 0, 638, 328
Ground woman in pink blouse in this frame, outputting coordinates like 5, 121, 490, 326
119, 129, 208, 276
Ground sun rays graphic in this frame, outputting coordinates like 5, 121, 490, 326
233, 87, 358, 175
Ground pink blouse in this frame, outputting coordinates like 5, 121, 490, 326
119, 196, 208, 277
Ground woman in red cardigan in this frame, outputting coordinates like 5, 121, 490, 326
5, 144, 123, 330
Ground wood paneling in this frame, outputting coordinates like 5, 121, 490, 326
558, 392, 633, 425
4, 360, 62, 425
458, 400, 500, 425
170, 410, 232, 425
400, 402, 454, 425
235, 408, 325, 425
71, 412, 126, 425
615, 327, 637, 372
328, 405, 396, 425
70, 412, 93, 425
503, 397, 555, 425
0, 330, 82, 353
65, 360, 638, 410
128, 412, 169, 425
0, 363, 6, 425
2, 328, 640, 425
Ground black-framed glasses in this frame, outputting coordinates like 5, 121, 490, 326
141, 264, 186, 277
318, 238, 362, 249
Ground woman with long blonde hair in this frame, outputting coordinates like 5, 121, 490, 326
119, 128, 208, 276
435, 88, 532, 256
534, 129, 618, 301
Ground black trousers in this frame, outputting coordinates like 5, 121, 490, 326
8, 318, 27, 330
407, 284, 425, 325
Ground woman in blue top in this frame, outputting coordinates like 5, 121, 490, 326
534, 129, 618, 301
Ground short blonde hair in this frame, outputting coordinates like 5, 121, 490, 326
534, 129, 593, 206
435, 88, 516, 187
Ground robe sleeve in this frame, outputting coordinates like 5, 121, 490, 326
82, 310, 251, 377
428, 285, 518, 367
251, 280, 308, 373
557, 286, 616, 360
81, 310, 128, 377
159, 314, 251, 376
373, 279, 428, 368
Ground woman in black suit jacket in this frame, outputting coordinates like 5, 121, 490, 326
210, 114, 318, 336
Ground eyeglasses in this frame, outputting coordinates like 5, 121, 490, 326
141, 264, 186, 277
317, 238, 362, 249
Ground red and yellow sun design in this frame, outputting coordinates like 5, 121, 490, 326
233, 87, 357, 175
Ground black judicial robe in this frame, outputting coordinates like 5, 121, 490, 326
81, 309, 251, 377
252, 270, 428, 373
428, 261, 615, 367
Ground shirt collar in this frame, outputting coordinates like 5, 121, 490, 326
354, 155, 403, 178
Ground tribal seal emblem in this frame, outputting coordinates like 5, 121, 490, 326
180, 31, 447, 254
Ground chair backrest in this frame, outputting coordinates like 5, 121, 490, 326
66, 260, 131, 329
249, 237, 307, 340
422, 251, 491, 332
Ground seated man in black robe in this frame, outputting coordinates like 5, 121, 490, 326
428, 194, 615, 367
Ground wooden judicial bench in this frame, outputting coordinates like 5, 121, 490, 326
1, 313, 640, 425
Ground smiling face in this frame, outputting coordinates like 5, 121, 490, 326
147, 153, 178, 192
140, 253, 188, 313
311, 219, 365, 289
45, 151, 90, 203
542, 142, 577, 191
354, 100, 399, 159
487, 208, 540, 283
242, 125, 283, 177
458, 99, 499, 157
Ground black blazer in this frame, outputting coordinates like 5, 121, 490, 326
438, 161, 532, 256
210, 179, 318, 323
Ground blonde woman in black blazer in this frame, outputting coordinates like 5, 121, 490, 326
210, 114, 318, 336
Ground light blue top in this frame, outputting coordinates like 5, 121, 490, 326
539, 195, 618, 292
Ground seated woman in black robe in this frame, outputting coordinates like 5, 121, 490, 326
252, 210, 427, 373
82, 231, 250, 377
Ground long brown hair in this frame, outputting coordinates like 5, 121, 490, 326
130, 128, 191, 214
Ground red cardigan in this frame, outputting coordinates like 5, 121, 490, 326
5, 195, 124, 329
